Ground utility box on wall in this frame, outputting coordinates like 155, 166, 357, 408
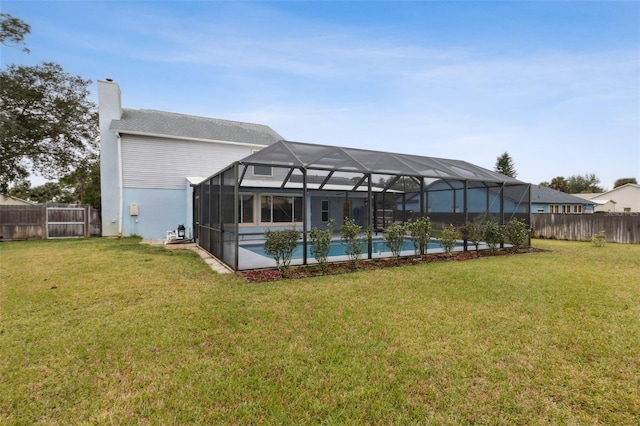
129, 203, 139, 216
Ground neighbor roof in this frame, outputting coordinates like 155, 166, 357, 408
530, 185, 595, 204
0, 193, 36, 205
239, 140, 524, 183
110, 109, 284, 146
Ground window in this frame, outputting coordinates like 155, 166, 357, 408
252, 149, 272, 177
573, 205, 582, 214
537, 207, 545, 213
550, 205, 559, 214
321, 200, 329, 222
239, 194, 254, 224
261, 195, 303, 223
562, 205, 571, 214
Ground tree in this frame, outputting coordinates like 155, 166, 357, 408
59, 154, 101, 208
541, 176, 569, 193
614, 177, 637, 188
566, 173, 603, 193
0, 13, 30, 52
27, 182, 66, 204
494, 152, 517, 178
6, 179, 31, 201
0, 62, 98, 192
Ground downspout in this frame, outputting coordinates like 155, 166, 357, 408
117, 133, 123, 238
302, 167, 308, 266
367, 173, 372, 259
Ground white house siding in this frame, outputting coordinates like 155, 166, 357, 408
121, 135, 258, 190
590, 184, 640, 213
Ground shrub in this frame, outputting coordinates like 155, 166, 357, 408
440, 224, 458, 257
264, 228, 300, 278
592, 230, 606, 247
459, 219, 484, 256
406, 216, 431, 258
309, 219, 334, 272
383, 223, 406, 265
341, 217, 364, 269
484, 219, 503, 255
503, 218, 529, 253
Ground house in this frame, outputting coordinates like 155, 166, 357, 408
98, 80, 284, 240
573, 183, 640, 213
399, 182, 596, 217
400, 180, 531, 216
530, 184, 595, 214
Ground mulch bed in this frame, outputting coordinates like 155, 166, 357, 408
238, 247, 546, 283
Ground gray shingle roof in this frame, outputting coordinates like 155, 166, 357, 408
530, 185, 593, 204
110, 109, 284, 146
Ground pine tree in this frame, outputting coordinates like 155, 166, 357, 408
494, 152, 517, 178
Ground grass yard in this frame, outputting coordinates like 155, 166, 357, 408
1, 237, 639, 424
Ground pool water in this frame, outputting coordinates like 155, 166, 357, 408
241, 237, 461, 259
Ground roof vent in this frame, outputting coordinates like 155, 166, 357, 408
106, 78, 113, 82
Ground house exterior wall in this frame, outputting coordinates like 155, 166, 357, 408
425, 187, 505, 213
121, 188, 186, 239
121, 135, 255, 189
531, 203, 595, 214
117, 135, 259, 240
591, 185, 640, 213
405, 183, 528, 215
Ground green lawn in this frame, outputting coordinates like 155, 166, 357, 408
1, 238, 638, 424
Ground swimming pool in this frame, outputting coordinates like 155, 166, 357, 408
241, 237, 462, 259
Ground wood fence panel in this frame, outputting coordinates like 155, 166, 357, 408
0, 205, 102, 240
46, 207, 87, 238
0, 205, 45, 240
531, 214, 640, 244
89, 208, 102, 236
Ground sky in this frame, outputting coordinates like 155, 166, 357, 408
2, 1, 639, 190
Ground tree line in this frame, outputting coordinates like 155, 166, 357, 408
495, 152, 635, 193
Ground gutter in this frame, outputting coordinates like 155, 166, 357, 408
117, 132, 123, 237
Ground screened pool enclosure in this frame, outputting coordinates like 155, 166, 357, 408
193, 141, 531, 271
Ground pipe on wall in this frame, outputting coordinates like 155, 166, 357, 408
117, 133, 123, 237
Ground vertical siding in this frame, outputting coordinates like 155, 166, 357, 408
531, 214, 640, 244
121, 135, 257, 189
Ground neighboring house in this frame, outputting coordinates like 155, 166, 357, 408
401, 180, 530, 215
401, 183, 595, 215
98, 80, 284, 240
530, 185, 595, 214
0, 194, 35, 206
573, 183, 640, 213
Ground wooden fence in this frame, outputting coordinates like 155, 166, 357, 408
0, 205, 101, 240
531, 214, 640, 244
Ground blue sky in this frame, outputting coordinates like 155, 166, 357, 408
2, 1, 639, 189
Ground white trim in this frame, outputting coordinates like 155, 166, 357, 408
114, 129, 269, 148
117, 134, 123, 237
259, 193, 303, 225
